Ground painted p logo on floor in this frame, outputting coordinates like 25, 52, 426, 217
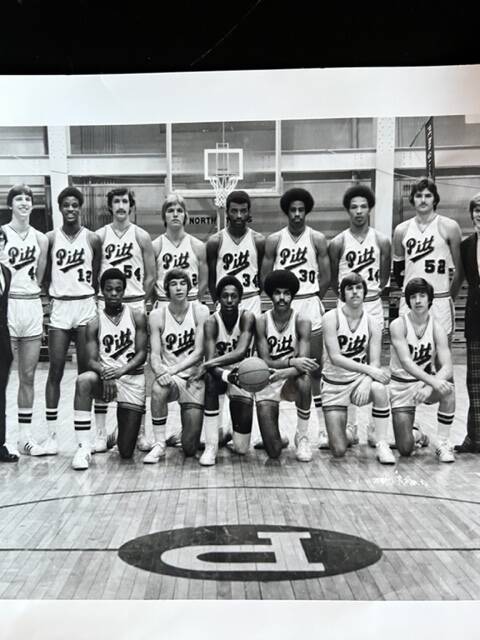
118, 525, 381, 581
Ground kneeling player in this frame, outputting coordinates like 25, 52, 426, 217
389, 277, 455, 462
192, 275, 255, 466
72, 268, 147, 470
321, 273, 394, 463
255, 270, 317, 461
147, 269, 208, 462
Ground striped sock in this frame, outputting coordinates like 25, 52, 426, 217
372, 406, 390, 442
437, 411, 454, 441
204, 410, 219, 449
46, 407, 58, 437
296, 408, 310, 438
94, 402, 108, 436
152, 416, 167, 445
74, 410, 91, 446
18, 408, 33, 443
313, 395, 325, 432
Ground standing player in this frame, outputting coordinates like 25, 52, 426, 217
0, 229, 16, 462
328, 185, 391, 447
2, 184, 49, 456
393, 177, 463, 339
71, 268, 147, 470
191, 275, 256, 466
389, 277, 455, 462
44, 187, 102, 453
153, 193, 207, 307
147, 269, 209, 463
255, 270, 316, 461
206, 190, 265, 315
321, 273, 394, 463
96, 187, 155, 451
262, 188, 330, 442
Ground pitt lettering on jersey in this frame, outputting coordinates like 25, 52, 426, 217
267, 335, 295, 360
56, 247, 85, 272
165, 329, 195, 357
8, 245, 36, 271
279, 246, 307, 270
338, 334, 367, 361
345, 247, 376, 273
102, 328, 134, 360
162, 251, 190, 271
409, 342, 433, 368
406, 236, 435, 262
222, 250, 250, 276
105, 242, 133, 266
216, 339, 252, 358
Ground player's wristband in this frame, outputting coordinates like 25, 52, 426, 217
221, 370, 230, 383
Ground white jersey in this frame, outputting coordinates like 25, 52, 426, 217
391, 312, 435, 382
155, 233, 199, 301
160, 302, 197, 379
49, 227, 94, 299
338, 228, 381, 300
402, 215, 452, 296
214, 310, 253, 369
98, 306, 142, 373
216, 228, 259, 297
322, 307, 370, 383
100, 224, 145, 300
264, 309, 298, 365
273, 226, 319, 297
3, 224, 42, 297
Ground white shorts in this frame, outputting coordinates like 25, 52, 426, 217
164, 375, 205, 406
321, 375, 366, 408
98, 298, 145, 314
399, 295, 454, 337
50, 297, 97, 330
255, 377, 298, 404
389, 376, 442, 410
291, 295, 324, 332
8, 297, 43, 340
239, 294, 262, 316
115, 373, 146, 411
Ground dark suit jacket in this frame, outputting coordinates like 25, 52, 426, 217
0, 263, 13, 371
460, 233, 480, 340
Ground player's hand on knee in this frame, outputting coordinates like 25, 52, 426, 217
432, 378, 454, 396
269, 369, 283, 383
291, 357, 318, 373
156, 373, 172, 386
102, 365, 122, 380
102, 379, 118, 402
367, 366, 390, 384
352, 378, 371, 406
413, 383, 431, 404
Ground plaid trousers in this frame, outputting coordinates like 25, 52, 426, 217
466, 340, 480, 446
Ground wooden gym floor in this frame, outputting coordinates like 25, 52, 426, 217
0, 364, 479, 600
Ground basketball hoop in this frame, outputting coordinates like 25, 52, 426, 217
208, 174, 239, 209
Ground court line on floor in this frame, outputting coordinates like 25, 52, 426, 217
0, 485, 479, 511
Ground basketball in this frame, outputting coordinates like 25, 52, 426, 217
237, 357, 270, 392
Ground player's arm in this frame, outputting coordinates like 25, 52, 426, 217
42, 231, 54, 293
89, 231, 103, 294
253, 232, 266, 291
137, 228, 156, 303
36, 232, 49, 290
125, 310, 148, 374
204, 312, 256, 372
432, 320, 454, 382
328, 234, 343, 296
192, 237, 208, 302
313, 231, 331, 299
392, 224, 406, 288
444, 218, 464, 300
377, 232, 392, 292
170, 305, 209, 376
367, 315, 383, 369
149, 308, 167, 378
85, 316, 103, 376
206, 233, 220, 303
261, 233, 279, 292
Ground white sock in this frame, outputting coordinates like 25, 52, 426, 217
347, 404, 358, 426
18, 408, 33, 443
204, 411, 219, 450
74, 410, 91, 447
152, 416, 167, 445
94, 402, 108, 437
45, 408, 58, 438
437, 411, 454, 442
372, 406, 390, 442
296, 408, 310, 439
232, 431, 251, 454
313, 395, 325, 432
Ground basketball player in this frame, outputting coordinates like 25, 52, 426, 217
2, 184, 49, 456
321, 273, 394, 463
255, 270, 315, 461
153, 193, 207, 307
96, 187, 155, 451
393, 177, 463, 339
147, 269, 209, 463
72, 268, 147, 470
328, 185, 391, 447
44, 187, 102, 454
206, 190, 265, 315
191, 275, 256, 466
262, 188, 330, 445
389, 277, 455, 462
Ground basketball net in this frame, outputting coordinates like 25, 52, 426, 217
208, 174, 239, 209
